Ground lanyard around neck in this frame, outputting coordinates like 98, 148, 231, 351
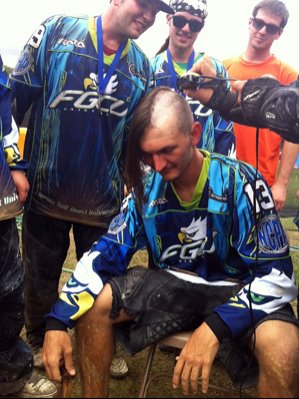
97, 16, 127, 94
167, 49, 195, 92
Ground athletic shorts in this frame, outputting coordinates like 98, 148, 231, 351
109, 266, 299, 388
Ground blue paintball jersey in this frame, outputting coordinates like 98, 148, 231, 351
0, 55, 25, 221
9, 15, 152, 227
48, 151, 297, 339
151, 52, 236, 157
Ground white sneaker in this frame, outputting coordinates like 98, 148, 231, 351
16, 371, 57, 398
109, 354, 129, 379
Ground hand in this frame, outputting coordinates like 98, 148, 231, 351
231, 75, 277, 105
172, 322, 219, 395
231, 80, 246, 103
182, 55, 216, 103
42, 330, 76, 382
190, 54, 217, 78
11, 170, 29, 204
270, 180, 287, 211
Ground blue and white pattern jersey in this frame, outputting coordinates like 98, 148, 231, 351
151, 52, 236, 157
49, 151, 297, 339
9, 15, 153, 227
0, 55, 23, 220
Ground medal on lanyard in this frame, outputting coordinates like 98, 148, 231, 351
97, 16, 127, 96
167, 49, 195, 94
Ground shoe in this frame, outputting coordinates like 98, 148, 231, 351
16, 371, 57, 398
32, 347, 44, 370
109, 354, 129, 379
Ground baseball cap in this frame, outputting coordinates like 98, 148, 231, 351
155, 0, 175, 14
169, 0, 208, 19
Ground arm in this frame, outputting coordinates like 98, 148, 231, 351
0, 56, 29, 203
11, 170, 29, 204
209, 58, 236, 158
3, 118, 29, 203
271, 141, 299, 211
0, 59, 27, 172
181, 56, 299, 144
43, 193, 146, 380
47, 193, 146, 328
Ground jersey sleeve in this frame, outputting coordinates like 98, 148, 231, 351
47, 192, 147, 328
9, 16, 57, 126
0, 56, 27, 171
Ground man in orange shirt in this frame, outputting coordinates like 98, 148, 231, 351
223, 0, 299, 211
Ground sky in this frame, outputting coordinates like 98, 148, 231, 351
1, 0, 299, 70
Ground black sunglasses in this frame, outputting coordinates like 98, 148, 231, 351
251, 17, 281, 35
172, 15, 204, 32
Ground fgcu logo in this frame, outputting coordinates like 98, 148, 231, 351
49, 72, 127, 117
257, 215, 288, 254
160, 216, 216, 262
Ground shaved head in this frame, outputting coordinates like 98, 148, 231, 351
149, 88, 194, 134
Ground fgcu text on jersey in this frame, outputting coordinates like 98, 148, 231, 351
9, 15, 152, 227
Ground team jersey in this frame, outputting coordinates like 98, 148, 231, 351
0, 55, 24, 221
48, 151, 297, 339
223, 55, 298, 186
9, 15, 153, 227
151, 52, 236, 157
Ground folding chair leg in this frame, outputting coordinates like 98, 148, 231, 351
138, 343, 157, 398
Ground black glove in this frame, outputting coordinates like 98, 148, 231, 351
206, 76, 299, 144
239, 77, 299, 143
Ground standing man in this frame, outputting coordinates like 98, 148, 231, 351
151, 0, 236, 157
9, 0, 174, 377
0, 54, 57, 398
223, 0, 299, 211
42, 87, 299, 398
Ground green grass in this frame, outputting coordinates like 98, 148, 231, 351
280, 168, 299, 216
281, 217, 299, 282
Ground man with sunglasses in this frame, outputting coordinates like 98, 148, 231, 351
223, 0, 299, 212
151, 0, 236, 157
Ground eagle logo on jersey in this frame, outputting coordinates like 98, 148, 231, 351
178, 216, 206, 242
160, 216, 216, 262
84, 73, 118, 95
